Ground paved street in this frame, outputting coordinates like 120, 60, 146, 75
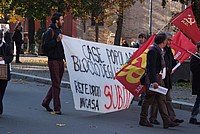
0, 79, 199, 134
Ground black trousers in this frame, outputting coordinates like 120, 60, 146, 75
0, 80, 8, 114
15, 42, 22, 62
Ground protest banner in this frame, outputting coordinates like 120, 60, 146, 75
62, 35, 136, 113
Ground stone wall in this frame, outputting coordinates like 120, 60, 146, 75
76, 0, 183, 45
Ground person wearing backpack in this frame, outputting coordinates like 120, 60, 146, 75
41, 12, 65, 115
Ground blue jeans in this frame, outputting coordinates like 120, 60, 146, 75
191, 94, 200, 119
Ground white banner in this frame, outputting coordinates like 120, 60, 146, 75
62, 35, 137, 113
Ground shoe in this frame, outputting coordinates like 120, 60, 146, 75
139, 120, 154, 127
189, 118, 200, 125
42, 103, 53, 112
174, 119, 184, 123
150, 119, 160, 125
16, 61, 22, 63
55, 111, 62, 115
163, 122, 179, 129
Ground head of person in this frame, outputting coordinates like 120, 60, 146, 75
51, 12, 64, 28
197, 42, 200, 53
138, 32, 146, 44
0, 30, 3, 44
165, 32, 173, 46
14, 21, 22, 31
154, 32, 167, 49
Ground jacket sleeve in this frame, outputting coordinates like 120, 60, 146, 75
2, 44, 13, 64
147, 49, 157, 83
43, 29, 57, 50
190, 55, 200, 74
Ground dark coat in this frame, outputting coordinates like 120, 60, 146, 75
0, 43, 14, 81
190, 53, 200, 95
163, 46, 177, 89
43, 23, 65, 60
146, 44, 162, 83
4, 31, 11, 44
12, 29, 24, 45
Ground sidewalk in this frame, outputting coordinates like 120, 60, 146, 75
10, 55, 195, 112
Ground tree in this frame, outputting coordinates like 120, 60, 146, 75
8, 0, 69, 53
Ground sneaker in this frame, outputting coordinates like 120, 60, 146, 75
55, 111, 62, 115
42, 103, 53, 112
189, 118, 200, 125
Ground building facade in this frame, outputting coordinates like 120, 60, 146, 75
76, 0, 183, 46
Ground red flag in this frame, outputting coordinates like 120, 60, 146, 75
171, 31, 197, 63
170, 4, 200, 44
115, 35, 156, 97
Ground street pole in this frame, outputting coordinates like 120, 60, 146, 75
149, 0, 152, 36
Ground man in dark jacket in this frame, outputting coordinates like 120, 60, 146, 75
139, 33, 179, 129
0, 30, 14, 115
189, 42, 200, 125
149, 32, 184, 125
12, 22, 24, 63
41, 12, 65, 115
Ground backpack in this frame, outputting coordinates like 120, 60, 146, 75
38, 28, 54, 56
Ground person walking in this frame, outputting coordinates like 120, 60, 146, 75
139, 33, 179, 129
149, 32, 184, 125
189, 42, 200, 125
41, 12, 65, 115
0, 30, 14, 115
12, 22, 24, 63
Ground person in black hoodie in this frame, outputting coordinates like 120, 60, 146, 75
41, 12, 65, 115
0, 30, 14, 115
12, 22, 24, 63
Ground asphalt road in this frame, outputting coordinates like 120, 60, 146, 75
0, 79, 199, 134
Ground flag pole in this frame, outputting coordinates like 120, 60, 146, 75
187, 50, 200, 60
156, 22, 170, 34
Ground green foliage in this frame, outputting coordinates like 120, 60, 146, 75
9, 0, 69, 21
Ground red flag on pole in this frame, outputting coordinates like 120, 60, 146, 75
171, 30, 197, 63
170, 4, 200, 44
115, 35, 156, 97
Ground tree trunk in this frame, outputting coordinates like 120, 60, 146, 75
95, 22, 99, 42
28, 16, 35, 54
114, 6, 123, 46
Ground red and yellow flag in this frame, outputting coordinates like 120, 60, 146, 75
115, 35, 156, 97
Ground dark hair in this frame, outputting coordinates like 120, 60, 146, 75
138, 33, 146, 39
51, 12, 62, 23
154, 32, 167, 44
197, 42, 200, 49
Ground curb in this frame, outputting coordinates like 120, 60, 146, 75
11, 72, 71, 89
11, 71, 193, 112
